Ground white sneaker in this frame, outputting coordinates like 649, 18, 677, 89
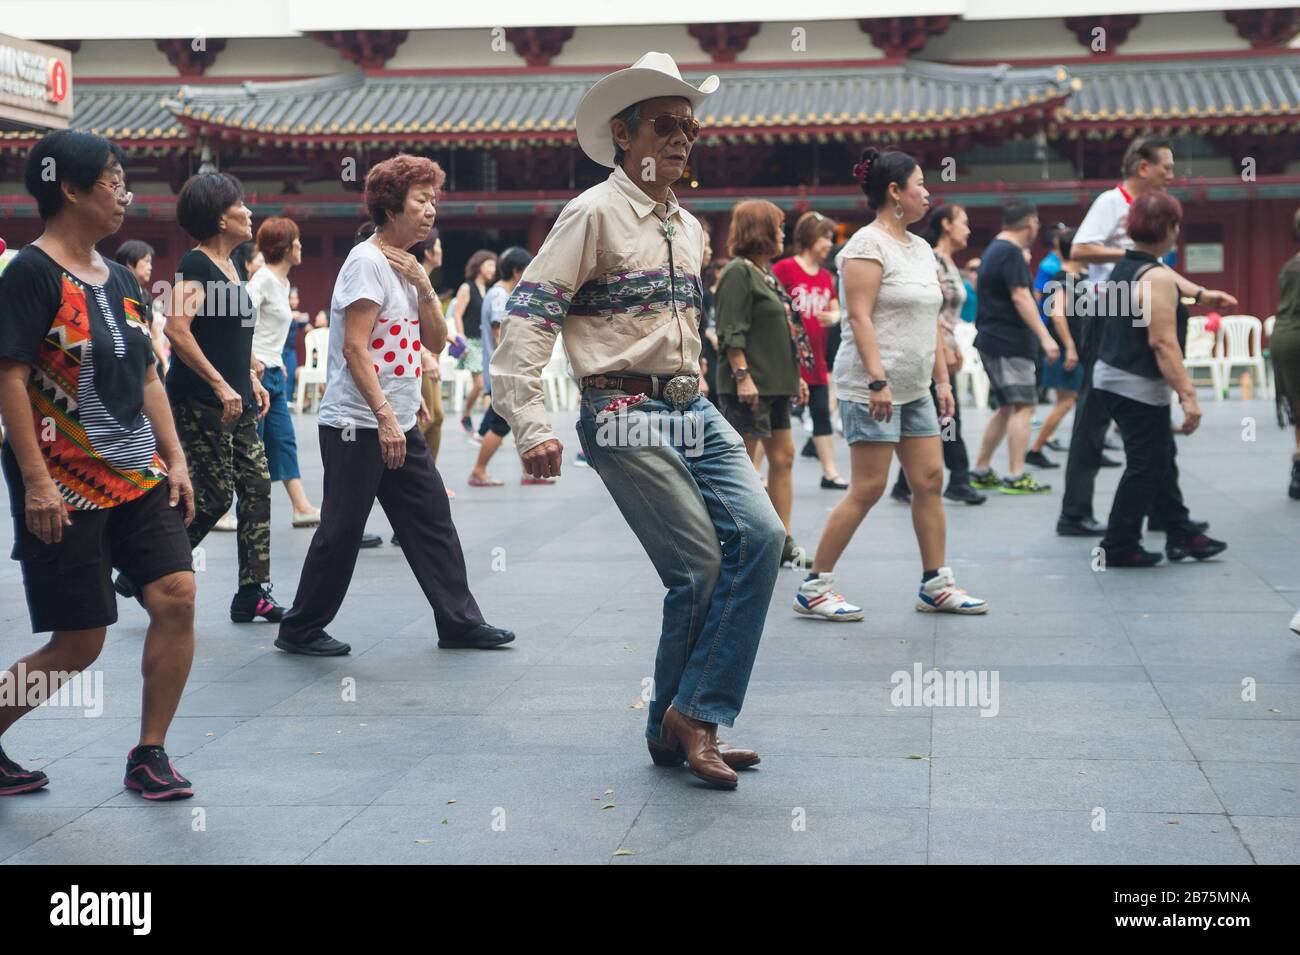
794, 573, 864, 622
916, 567, 988, 614
213, 511, 238, 532
1290, 609, 1300, 635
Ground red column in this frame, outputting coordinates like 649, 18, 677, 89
527, 214, 550, 254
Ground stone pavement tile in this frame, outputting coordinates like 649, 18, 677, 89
484, 675, 651, 715
1119, 611, 1296, 643
2, 805, 364, 865
934, 633, 1141, 667
1095, 561, 1276, 593
645, 755, 930, 809
178, 674, 328, 718
932, 712, 1193, 760
264, 677, 515, 717
1155, 682, 1300, 719
930, 757, 1223, 812
739, 680, 935, 717
1145, 663, 1300, 685
724, 714, 931, 758
928, 680, 1167, 719
934, 611, 1126, 639
1, 717, 133, 766
613, 806, 928, 864
302, 802, 632, 864
371, 750, 659, 808
1173, 718, 1300, 762
0, 806, 93, 863
928, 809, 1251, 864
1200, 762, 1300, 816
1123, 625, 1300, 669
1230, 815, 1300, 864
5, 756, 135, 808
68, 716, 246, 759
1106, 587, 1294, 614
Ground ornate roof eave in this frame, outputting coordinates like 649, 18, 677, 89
1056, 112, 1300, 137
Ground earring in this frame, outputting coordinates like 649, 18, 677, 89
894, 205, 904, 221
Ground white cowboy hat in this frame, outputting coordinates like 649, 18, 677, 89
575, 52, 719, 169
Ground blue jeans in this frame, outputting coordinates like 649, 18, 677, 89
257, 365, 301, 482
576, 388, 784, 742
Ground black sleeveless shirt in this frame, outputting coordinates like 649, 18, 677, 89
1096, 250, 1188, 381
463, 281, 485, 340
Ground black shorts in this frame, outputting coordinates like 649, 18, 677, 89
719, 393, 792, 439
478, 401, 511, 438
7, 478, 193, 633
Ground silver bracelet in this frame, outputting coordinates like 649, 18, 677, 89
374, 399, 391, 416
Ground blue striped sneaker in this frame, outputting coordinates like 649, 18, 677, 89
794, 573, 865, 622
916, 568, 988, 614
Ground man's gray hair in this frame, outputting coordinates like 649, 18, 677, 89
611, 101, 645, 168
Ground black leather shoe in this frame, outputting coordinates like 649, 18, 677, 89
800, 438, 818, 459
820, 476, 848, 490
1289, 460, 1300, 500
359, 533, 382, 549
1104, 437, 1121, 451
438, 623, 516, 649
1099, 454, 1122, 468
1057, 517, 1107, 536
1149, 517, 1208, 534
943, 483, 986, 505
891, 484, 911, 504
1166, 534, 1227, 562
1025, 449, 1060, 469
1104, 546, 1164, 568
275, 632, 352, 656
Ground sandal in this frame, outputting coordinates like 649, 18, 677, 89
468, 475, 504, 487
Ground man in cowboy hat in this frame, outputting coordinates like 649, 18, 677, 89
491, 52, 785, 790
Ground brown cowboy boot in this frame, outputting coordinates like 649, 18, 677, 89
647, 737, 761, 771
660, 706, 738, 789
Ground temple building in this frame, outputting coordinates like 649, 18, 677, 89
2, 3, 1299, 316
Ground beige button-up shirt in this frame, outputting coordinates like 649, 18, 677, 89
489, 164, 704, 453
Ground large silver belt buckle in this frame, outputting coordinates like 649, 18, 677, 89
662, 375, 699, 412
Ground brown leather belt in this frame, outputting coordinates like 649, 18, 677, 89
581, 373, 664, 397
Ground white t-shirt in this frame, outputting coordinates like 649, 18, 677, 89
833, 224, 942, 405
1074, 185, 1133, 286
318, 240, 423, 432
247, 267, 292, 368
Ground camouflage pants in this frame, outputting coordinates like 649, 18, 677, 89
172, 398, 272, 587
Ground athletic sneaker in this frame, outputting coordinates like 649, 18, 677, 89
230, 584, 286, 623
968, 469, 1002, 491
1290, 609, 1300, 635
794, 573, 864, 622
916, 568, 988, 614
0, 744, 49, 796
1025, 449, 1060, 469
213, 511, 237, 532
123, 745, 193, 800
1000, 474, 1052, 495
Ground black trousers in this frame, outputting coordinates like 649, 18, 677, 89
278, 425, 484, 643
893, 382, 971, 492
1060, 358, 1115, 522
1094, 390, 1191, 552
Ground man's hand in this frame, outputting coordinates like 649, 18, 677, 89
521, 438, 563, 479
1040, 336, 1061, 365
216, 379, 243, 425
1179, 391, 1203, 435
737, 376, 760, 408
167, 461, 197, 526
935, 382, 955, 420
797, 378, 809, 407
1201, 289, 1237, 310
1064, 347, 1079, 372
26, 473, 71, 544
252, 377, 270, 419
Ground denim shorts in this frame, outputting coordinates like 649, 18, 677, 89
840, 395, 940, 444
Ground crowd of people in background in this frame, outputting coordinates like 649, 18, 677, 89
2, 92, 1299, 800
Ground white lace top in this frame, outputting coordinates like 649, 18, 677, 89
833, 224, 943, 404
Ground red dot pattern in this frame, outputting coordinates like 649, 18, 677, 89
368, 315, 421, 379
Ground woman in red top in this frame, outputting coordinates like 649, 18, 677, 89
773, 212, 845, 489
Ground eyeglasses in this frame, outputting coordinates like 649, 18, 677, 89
643, 113, 701, 142
95, 178, 134, 206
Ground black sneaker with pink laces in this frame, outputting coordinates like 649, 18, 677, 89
124, 745, 193, 800
0, 744, 49, 796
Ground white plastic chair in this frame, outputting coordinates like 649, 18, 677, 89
294, 326, 329, 412
1264, 315, 1276, 399
951, 322, 989, 409
1217, 315, 1266, 399
541, 333, 577, 411
1183, 316, 1223, 400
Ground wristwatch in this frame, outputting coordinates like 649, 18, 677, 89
867, 378, 889, 392
734, 367, 750, 381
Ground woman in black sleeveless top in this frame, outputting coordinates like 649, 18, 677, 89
1092, 192, 1226, 566
452, 249, 496, 433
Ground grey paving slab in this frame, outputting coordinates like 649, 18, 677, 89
0, 400, 1294, 863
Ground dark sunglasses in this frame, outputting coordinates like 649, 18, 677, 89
645, 113, 701, 141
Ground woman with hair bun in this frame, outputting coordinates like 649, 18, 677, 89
794, 148, 987, 621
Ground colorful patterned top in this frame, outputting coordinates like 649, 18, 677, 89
489, 164, 705, 453
0, 245, 165, 511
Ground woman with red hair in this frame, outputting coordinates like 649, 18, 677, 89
274, 155, 513, 655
